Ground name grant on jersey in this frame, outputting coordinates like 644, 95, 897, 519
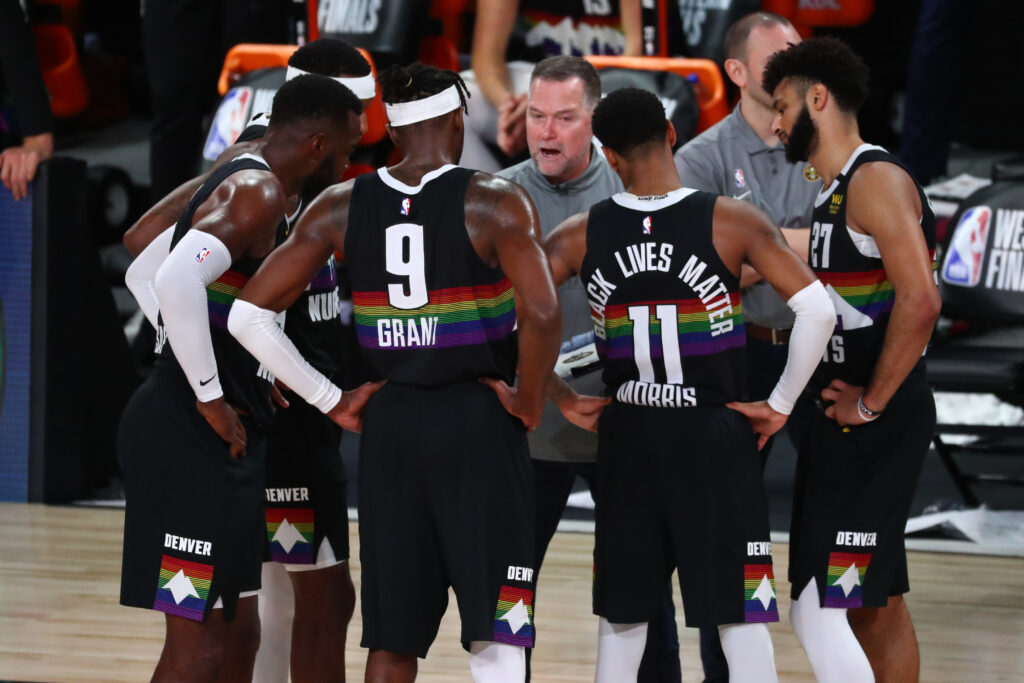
376, 316, 440, 348
587, 244, 736, 408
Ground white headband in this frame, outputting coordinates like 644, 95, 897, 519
384, 85, 462, 127
285, 65, 377, 100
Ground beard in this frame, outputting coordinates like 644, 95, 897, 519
784, 104, 817, 164
302, 154, 338, 199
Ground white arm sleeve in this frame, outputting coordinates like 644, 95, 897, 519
124, 226, 175, 328
154, 229, 233, 402
228, 299, 342, 413
767, 280, 836, 415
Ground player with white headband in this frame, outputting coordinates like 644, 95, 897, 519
123, 38, 376, 683
229, 63, 563, 682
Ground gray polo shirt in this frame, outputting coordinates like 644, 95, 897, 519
499, 144, 624, 338
498, 144, 623, 463
674, 104, 821, 328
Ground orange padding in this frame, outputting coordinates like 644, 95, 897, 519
216, 43, 387, 146
761, 0, 874, 27
32, 23, 88, 118
585, 56, 728, 133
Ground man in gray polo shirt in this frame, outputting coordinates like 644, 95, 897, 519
673, 12, 820, 683
499, 56, 682, 683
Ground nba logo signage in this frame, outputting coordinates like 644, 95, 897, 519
203, 87, 253, 161
195, 247, 211, 264
942, 205, 991, 287
400, 198, 411, 216
642, 216, 652, 234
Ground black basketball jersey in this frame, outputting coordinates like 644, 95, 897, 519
580, 188, 746, 408
807, 144, 936, 393
220, 113, 348, 379
156, 153, 289, 427
344, 165, 517, 387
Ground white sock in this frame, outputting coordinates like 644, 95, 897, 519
253, 561, 295, 683
594, 617, 648, 683
718, 622, 778, 683
791, 577, 874, 683
468, 641, 525, 683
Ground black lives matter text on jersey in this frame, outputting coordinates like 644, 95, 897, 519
586, 242, 737, 408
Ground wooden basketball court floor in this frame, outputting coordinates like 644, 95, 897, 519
1, 502, 1022, 682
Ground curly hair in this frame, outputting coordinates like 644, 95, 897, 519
762, 36, 869, 113
592, 87, 668, 156
378, 62, 469, 113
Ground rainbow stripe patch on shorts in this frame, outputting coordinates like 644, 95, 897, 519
493, 585, 534, 647
266, 508, 315, 564
824, 551, 872, 608
153, 554, 213, 621
743, 564, 780, 623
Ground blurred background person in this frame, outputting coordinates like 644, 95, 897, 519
0, 0, 54, 201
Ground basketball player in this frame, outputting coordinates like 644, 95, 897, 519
124, 38, 377, 257
123, 39, 376, 683
119, 75, 368, 683
542, 87, 836, 683
228, 63, 561, 682
763, 37, 940, 682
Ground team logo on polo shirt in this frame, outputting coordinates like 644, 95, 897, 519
804, 165, 820, 182
734, 168, 746, 188
153, 554, 213, 622
493, 585, 534, 647
400, 197, 411, 216
642, 216, 652, 234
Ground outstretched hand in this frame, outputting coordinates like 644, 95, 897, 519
726, 400, 788, 451
480, 376, 543, 431
196, 397, 247, 458
327, 380, 387, 432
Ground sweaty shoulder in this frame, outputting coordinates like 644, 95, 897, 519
466, 172, 539, 237
847, 160, 922, 228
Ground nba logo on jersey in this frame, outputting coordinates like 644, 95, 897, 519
195, 247, 211, 264
942, 205, 991, 287
400, 197, 411, 216
642, 216, 652, 234
734, 168, 746, 188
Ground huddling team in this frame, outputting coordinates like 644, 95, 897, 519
119, 27, 939, 683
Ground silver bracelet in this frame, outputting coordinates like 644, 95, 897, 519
857, 395, 881, 422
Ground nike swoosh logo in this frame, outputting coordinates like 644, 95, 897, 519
199, 374, 217, 386
733, 191, 752, 200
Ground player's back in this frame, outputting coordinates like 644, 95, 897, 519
580, 187, 746, 408
345, 164, 517, 387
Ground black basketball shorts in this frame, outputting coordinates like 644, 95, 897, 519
264, 392, 348, 570
788, 372, 935, 608
357, 381, 536, 658
118, 367, 266, 622
593, 402, 779, 628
